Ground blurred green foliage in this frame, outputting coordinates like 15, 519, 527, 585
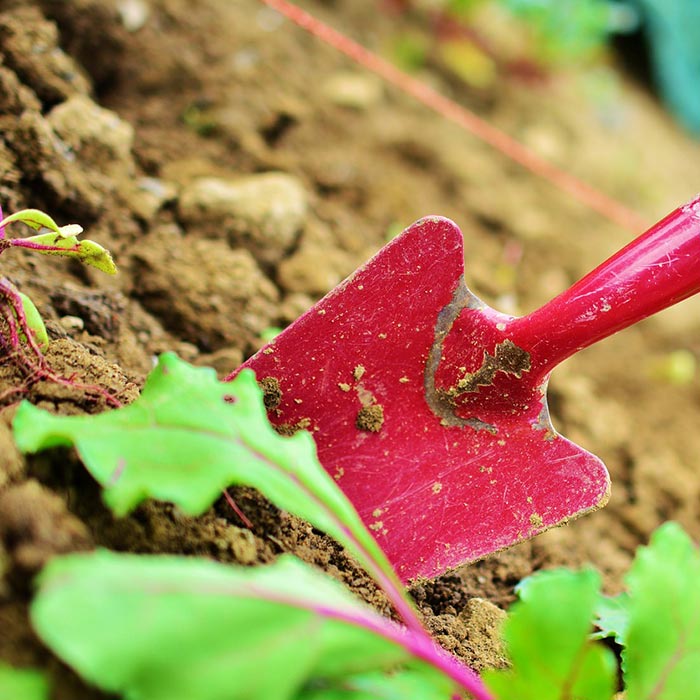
501, 0, 611, 62
400, 0, 700, 134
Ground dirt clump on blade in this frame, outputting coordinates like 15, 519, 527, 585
356, 403, 385, 432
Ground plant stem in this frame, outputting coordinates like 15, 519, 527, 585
344, 528, 434, 638
355, 553, 493, 698
9, 238, 80, 254
309, 601, 493, 700
222, 489, 255, 529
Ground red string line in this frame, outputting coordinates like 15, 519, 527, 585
259, 0, 649, 233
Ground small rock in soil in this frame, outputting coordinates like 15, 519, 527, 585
58, 315, 85, 332
227, 526, 258, 565
322, 71, 384, 110
118, 0, 151, 32
178, 172, 308, 265
48, 94, 135, 182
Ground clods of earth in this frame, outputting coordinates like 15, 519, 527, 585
2, 1, 700, 697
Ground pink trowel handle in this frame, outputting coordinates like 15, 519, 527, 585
509, 194, 700, 375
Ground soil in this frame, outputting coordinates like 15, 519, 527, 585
2, 0, 700, 697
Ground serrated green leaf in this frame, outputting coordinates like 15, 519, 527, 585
31, 551, 443, 700
17, 291, 49, 352
483, 568, 616, 700
12, 353, 396, 588
624, 522, 700, 700
592, 592, 630, 644
0, 663, 49, 700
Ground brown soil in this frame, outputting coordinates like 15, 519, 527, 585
2, 0, 700, 697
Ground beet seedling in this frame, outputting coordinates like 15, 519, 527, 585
0, 208, 115, 271
484, 521, 700, 699
0, 206, 118, 406
0, 206, 115, 344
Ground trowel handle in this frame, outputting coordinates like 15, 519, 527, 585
510, 194, 700, 373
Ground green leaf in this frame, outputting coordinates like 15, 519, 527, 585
260, 326, 283, 343
13, 353, 396, 587
31, 551, 444, 700
0, 208, 63, 233
624, 522, 700, 699
68, 238, 117, 274
17, 291, 49, 352
483, 568, 616, 700
592, 592, 630, 644
0, 664, 49, 700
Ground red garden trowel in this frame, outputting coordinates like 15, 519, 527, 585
231, 194, 700, 582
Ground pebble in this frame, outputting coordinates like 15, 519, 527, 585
229, 527, 258, 564
58, 315, 85, 332
322, 71, 384, 110
178, 172, 308, 265
47, 95, 134, 177
118, 0, 150, 32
